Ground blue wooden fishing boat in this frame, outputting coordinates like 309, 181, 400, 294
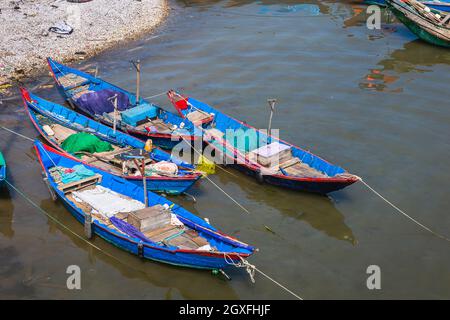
46, 58, 202, 149
0, 151, 5, 186
364, 0, 450, 12
21, 88, 201, 195
34, 140, 255, 270
168, 90, 359, 194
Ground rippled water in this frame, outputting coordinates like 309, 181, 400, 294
1, 0, 450, 299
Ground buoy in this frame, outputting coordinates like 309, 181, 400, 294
144, 139, 153, 152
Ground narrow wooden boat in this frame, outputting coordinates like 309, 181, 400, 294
387, 0, 450, 47
21, 88, 201, 195
365, 0, 450, 12
46, 58, 202, 149
0, 151, 5, 185
167, 91, 359, 194
34, 140, 255, 270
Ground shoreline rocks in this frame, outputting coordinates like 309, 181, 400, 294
0, 0, 168, 95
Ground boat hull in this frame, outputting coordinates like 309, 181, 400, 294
23, 91, 201, 195
387, 0, 450, 47
366, 0, 450, 12
0, 152, 5, 186
59, 192, 245, 270
229, 163, 357, 194
35, 142, 254, 270
169, 92, 359, 195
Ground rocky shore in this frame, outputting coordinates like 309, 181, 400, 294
0, 0, 168, 95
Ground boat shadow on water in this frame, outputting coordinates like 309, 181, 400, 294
0, 186, 15, 239
215, 169, 357, 245
361, 39, 450, 91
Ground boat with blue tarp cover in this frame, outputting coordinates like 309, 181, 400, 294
34, 140, 255, 270
21, 88, 202, 195
46, 58, 202, 150
0, 151, 5, 186
168, 90, 359, 194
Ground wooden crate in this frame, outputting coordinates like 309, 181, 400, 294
250, 142, 292, 168
58, 174, 102, 194
127, 205, 172, 232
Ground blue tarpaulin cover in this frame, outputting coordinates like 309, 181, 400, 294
61, 164, 96, 184
109, 216, 156, 244
121, 103, 159, 127
76, 89, 131, 115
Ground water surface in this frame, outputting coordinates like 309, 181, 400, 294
1, 0, 450, 299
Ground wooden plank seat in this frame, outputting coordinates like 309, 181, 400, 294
186, 110, 212, 125
135, 118, 173, 132
143, 224, 184, 242
57, 174, 103, 194
282, 161, 328, 178
58, 73, 89, 90
50, 124, 77, 142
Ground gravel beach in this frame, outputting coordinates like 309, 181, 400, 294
0, 0, 168, 93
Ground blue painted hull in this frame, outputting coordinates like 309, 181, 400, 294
35, 141, 254, 270
60, 195, 238, 269
22, 88, 201, 195
169, 91, 359, 195
47, 58, 202, 150
232, 164, 356, 194
0, 152, 5, 186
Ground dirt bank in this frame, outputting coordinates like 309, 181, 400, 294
0, 0, 168, 95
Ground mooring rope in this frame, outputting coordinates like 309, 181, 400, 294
0, 125, 34, 142
4, 180, 138, 268
6, 177, 301, 299
223, 254, 303, 300
4, 125, 448, 243
359, 178, 450, 242
180, 135, 251, 214
143, 91, 168, 100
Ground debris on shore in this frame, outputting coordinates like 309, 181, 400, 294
0, 0, 168, 94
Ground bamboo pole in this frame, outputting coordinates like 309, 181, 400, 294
267, 98, 277, 138
136, 60, 140, 104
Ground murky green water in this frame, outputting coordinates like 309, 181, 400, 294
1, 0, 450, 299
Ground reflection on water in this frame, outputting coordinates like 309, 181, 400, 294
216, 171, 356, 244
0, 246, 36, 299
0, 0, 449, 299
378, 40, 450, 73
0, 186, 14, 238
180, 0, 335, 15
360, 40, 450, 92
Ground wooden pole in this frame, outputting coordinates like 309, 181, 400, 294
267, 98, 277, 138
136, 60, 140, 105
139, 149, 148, 207
113, 95, 118, 134
142, 157, 148, 207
